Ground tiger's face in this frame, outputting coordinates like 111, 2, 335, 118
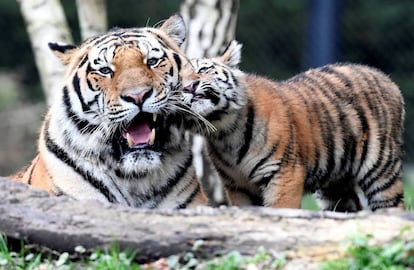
49, 15, 188, 172
181, 41, 246, 121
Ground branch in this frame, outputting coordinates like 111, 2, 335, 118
17, 0, 73, 105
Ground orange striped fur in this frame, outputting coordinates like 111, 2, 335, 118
179, 41, 404, 211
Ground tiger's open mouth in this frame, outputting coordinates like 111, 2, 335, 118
183, 82, 219, 104
123, 112, 157, 147
113, 112, 162, 158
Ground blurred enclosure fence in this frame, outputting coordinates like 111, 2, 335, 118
0, 0, 413, 175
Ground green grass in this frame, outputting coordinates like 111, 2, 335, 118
0, 233, 141, 270
4, 228, 414, 270
0, 234, 285, 270
403, 181, 414, 211
320, 227, 414, 270
301, 194, 320, 210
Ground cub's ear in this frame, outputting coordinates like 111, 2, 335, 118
48, 42, 77, 65
219, 40, 242, 68
159, 14, 186, 47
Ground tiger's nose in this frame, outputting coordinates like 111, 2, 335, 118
183, 81, 199, 93
121, 89, 153, 105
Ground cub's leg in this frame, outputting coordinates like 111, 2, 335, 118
357, 158, 404, 211
313, 178, 362, 212
224, 185, 263, 206
263, 164, 306, 208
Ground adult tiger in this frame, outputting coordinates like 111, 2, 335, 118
179, 41, 405, 212
9, 15, 208, 209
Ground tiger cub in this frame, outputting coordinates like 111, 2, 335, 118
179, 41, 405, 212
9, 15, 208, 209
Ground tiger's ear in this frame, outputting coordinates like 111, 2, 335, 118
219, 40, 242, 68
48, 42, 77, 65
159, 14, 186, 47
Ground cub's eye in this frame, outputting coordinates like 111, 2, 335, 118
198, 66, 212, 74
98, 67, 113, 75
147, 58, 159, 67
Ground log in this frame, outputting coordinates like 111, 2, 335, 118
0, 177, 413, 269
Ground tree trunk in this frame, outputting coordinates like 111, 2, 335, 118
17, 0, 73, 105
180, 0, 240, 206
1, 177, 413, 269
180, 0, 239, 57
76, 0, 107, 40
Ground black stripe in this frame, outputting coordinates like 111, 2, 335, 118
27, 157, 40, 185
48, 42, 76, 53
146, 30, 170, 49
86, 93, 101, 107
365, 164, 401, 199
370, 193, 403, 211
119, 33, 147, 39
215, 165, 236, 187
72, 73, 90, 112
43, 121, 116, 202
205, 109, 227, 122
63, 87, 98, 134
86, 77, 95, 92
256, 169, 279, 189
114, 167, 149, 179
208, 142, 232, 167
173, 53, 182, 71
237, 102, 254, 164
249, 144, 278, 178
149, 152, 193, 208
177, 184, 201, 209
353, 107, 370, 176
78, 55, 88, 69
93, 36, 120, 47
221, 69, 231, 83
204, 87, 221, 105
358, 139, 389, 192
359, 70, 384, 124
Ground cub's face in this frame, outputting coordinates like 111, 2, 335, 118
49, 15, 188, 172
181, 41, 246, 120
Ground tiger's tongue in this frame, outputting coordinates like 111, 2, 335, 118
124, 122, 151, 146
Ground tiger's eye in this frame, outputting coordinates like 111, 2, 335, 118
99, 67, 112, 75
147, 58, 159, 67
198, 67, 211, 74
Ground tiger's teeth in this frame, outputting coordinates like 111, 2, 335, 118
149, 128, 156, 145
153, 113, 157, 122
126, 133, 135, 147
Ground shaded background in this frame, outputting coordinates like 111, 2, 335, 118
0, 0, 413, 183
